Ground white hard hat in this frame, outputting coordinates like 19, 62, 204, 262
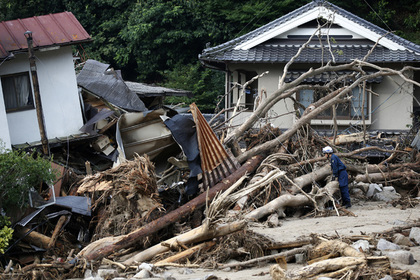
322, 146, 333, 154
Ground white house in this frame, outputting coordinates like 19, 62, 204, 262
199, 0, 420, 133
0, 12, 91, 151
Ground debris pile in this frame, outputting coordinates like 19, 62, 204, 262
2, 62, 420, 280
77, 154, 164, 241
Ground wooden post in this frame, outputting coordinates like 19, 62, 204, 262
47, 215, 68, 249
25, 30, 49, 155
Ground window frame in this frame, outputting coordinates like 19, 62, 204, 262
1, 71, 34, 113
297, 85, 370, 121
229, 70, 258, 111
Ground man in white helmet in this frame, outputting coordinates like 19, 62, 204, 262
323, 146, 351, 208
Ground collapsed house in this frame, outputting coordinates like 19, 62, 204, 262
0, 12, 91, 152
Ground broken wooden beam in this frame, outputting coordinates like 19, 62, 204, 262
47, 215, 68, 249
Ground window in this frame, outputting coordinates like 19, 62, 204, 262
299, 86, 368, 120
229, 70, 258, 111
1, 72, 34, 112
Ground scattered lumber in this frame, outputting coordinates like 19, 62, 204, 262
154, 240, 216, 265
121, 220, 246, 265
218, 245, 310, 270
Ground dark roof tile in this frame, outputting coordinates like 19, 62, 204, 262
200, 1, 420, 65
202, 45, 420, 64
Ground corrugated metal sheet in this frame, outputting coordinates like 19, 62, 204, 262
0, 11, 91, 58
190, 103, 241, 188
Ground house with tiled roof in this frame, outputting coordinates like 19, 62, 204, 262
199, 0, 420, 133
0, 12, 91, 151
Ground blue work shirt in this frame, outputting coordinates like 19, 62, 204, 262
330, 154, 346, 177
330, 154, 348, 186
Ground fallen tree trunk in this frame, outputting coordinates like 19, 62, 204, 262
347, 161, 420, 174
245, 181, 339, 221
354, 171, 420, 184
291, 165, 331, 193
121, 220, 246, 265
79, 155, 263, 262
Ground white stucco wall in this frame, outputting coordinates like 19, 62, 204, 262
0, 80, 12, 150
226, 63, 413, 132
370, 75, 413, 130
0, 46, 84, 145
227, 63, 301, 130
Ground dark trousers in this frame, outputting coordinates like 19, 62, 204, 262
338, 169, 351, 206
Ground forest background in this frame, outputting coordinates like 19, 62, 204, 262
1, 0, 420, 112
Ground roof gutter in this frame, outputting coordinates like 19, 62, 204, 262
198, 55, 228, 72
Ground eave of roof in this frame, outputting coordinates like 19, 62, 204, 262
0, 11, 92, 59
199, 0, 420, 66
200, 44, 420, 65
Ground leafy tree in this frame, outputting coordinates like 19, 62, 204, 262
0, 216, 13, 255
0, 142, 58, 210
161, 62, 224, 113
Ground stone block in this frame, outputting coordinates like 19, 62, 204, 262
409, 227, 420, 244
393, 233, 414, 246
377, 238, 401, 251
383, 250, 415, 265
367, 183, 382, 198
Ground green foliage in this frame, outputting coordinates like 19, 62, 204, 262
0, 215, 13, 254
0, 143, 58, 210
161, 62, 224, 113
1, 0, 420, 110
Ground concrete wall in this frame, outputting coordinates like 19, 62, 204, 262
226, 63, 413, 131
0, 46, 84, 146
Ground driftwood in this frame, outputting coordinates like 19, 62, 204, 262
308, 240, 365, 260
266, 238, 312, 250
79, 155, 263, 262
331, 132, 364, 145
154, 240, 216, 265
245, 181, 339, 221
218, 245, 311, 270
270, 256, 366, 280
121, 220, 246, 265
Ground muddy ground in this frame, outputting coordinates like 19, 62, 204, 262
159, 200, 420, 280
